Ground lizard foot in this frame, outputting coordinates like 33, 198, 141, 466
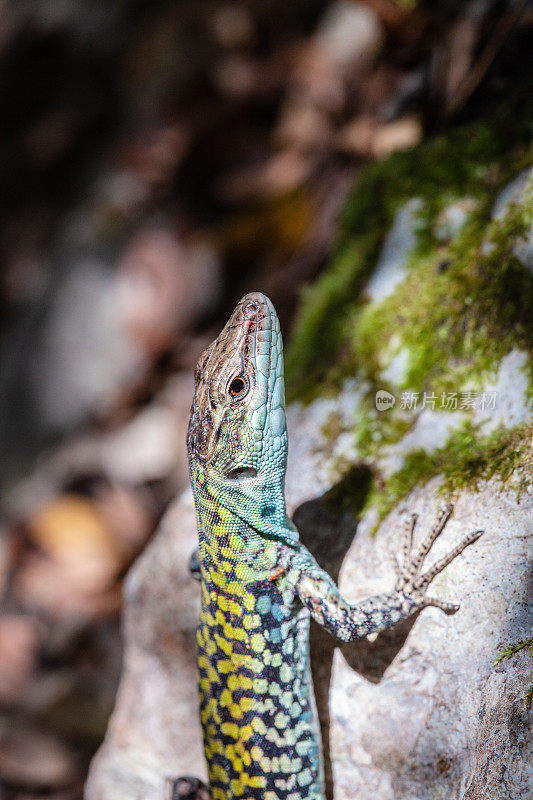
394, 503, 483, 614
167, 777, 210, 800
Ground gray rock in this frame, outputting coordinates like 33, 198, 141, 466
86, 171, 533, 800
86, 470, 532, 800
380, 346, 410, 386
315, 1, 382, 70
491, 167, 533, 220
285, 379, 367, 511
330, 478, 532, 800
30, 258, 148, 432
434, 199, 477, 243
474, 349, 531, 432
85, 491, 206, 800
30, 231, 219, 433
378, 408, 467, 477
365, 199, 423, 303
489, 167, 533, 272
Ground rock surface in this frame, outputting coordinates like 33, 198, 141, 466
85, 492, 205, 800
490, 167, 533, 272
330, 479, 532, 800
365, 198, 422, 303
85, 471, 532, 800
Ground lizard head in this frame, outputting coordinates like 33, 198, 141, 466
187, 292, 287, 481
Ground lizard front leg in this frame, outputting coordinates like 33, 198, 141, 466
290, 504, 483, 643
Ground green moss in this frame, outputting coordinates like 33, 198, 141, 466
285, 95, 533, 532
286, 106, 533, 401
362, 420, 532, 528
284, 233, 382, 401
351, 192, 533, 396
495, 637, 533, 707
352, 398, 412, 458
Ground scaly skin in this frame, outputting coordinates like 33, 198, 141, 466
182, 292, 483, 800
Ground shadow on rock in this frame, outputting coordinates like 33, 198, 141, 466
293, 464, 417, 800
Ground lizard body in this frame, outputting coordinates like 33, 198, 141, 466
183, 292, 482, 800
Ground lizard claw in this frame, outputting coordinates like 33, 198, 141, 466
394, 505, 483, 614
420, 596, 461, 615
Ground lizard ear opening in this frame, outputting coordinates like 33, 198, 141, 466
226, 466, 258, 480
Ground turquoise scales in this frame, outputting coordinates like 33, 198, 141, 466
180, 292, 483, 800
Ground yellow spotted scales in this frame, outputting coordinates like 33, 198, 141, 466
175, 293, 483, 800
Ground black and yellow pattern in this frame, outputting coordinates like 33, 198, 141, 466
195, 488, 321, 799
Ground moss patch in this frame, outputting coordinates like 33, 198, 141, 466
362, 420, 533, 527
495, 636, 533, 707
351, 188, 533, 396
285, 96, 533, 526
285, 107, 533, 402
351, 398, 413, 459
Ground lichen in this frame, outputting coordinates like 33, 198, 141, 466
495, 636, 533, 707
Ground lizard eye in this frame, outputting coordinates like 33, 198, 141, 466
228, 376, 247, 399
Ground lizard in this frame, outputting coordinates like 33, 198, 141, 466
175, 291, 483, 800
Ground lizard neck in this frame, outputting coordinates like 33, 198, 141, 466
191, 462, 293, 583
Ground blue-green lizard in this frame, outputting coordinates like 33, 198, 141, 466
174, 292, 482, 800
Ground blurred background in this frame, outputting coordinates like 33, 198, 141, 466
0, 1, 531, 798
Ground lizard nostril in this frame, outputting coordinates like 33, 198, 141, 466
242, 301, 258, 318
